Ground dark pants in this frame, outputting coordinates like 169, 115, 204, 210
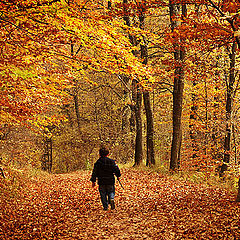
99, 185, 115, 210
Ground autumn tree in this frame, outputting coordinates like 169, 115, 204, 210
204, 0, 240, 178
1, 0, 240, 202
0, 0, 153, 169
121, 0, 144, 166
115, 0, 158, 166
138, 1, 155, 166
169, 1, 187, 171
167, 0, 240, 199
203, 0, 240, 201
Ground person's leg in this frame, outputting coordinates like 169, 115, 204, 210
99, 185, 108, 210
107, 185, 115, 209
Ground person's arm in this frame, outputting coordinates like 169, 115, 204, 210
90, 163, 98, 187
113, 161, 121, 178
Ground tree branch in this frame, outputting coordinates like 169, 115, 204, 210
18, 0, 61, 10
207, 0, 240, 49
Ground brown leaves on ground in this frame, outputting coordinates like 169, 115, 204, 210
0, 168, 239, 239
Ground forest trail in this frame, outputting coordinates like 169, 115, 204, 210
1, 168, 239, 240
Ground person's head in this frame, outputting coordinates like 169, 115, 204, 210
99, 147, 109, 157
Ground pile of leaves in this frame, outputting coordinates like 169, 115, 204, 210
0, 168, 239, 239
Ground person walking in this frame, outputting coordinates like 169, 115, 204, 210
90, 147, 121, 211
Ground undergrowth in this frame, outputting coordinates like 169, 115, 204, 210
0, 167, 27, 202
1, 160, 238, 204
0, 165, 50, 205
119, 161, 239, 194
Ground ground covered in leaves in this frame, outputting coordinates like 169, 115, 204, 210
0, 168, 239, 239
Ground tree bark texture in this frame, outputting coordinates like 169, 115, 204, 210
0, 167, 5, 178
107, 1, 111, 9
143, 91, 155, 166
134, 82, 143, 166
139, 2, 155, 166
236, 178, 240, 202
220, 41, 236, 177
169, 1, 186, 171
121, 75, 132, 133
42, 136, 53, 173
74, 93, 81, 129
71, 43, 81, 129
189, 79, 198, 160
123, 0, 143, 166
61, 104, 73, 127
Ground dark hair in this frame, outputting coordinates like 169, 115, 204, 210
99, 147, 109, 157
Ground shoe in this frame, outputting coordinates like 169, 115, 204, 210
110, 199, 115, 210
103, 207, 108, 211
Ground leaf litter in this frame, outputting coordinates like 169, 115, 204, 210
0, 168, 239, 239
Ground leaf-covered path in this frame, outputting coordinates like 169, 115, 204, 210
1, 169, 240, 239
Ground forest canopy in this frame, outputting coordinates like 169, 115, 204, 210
1, 0, 240, 201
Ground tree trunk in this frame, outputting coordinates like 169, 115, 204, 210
170, 72, 184, 170
123, 0, 143, 166
0, 167, 5, 178
220, 41, 236, 177
189, 5, 200, 163
236, 178, 240, 202
42, 135, 53, 173
121, 75, 132, 133
74, 93, 81, 129
107, 1, 111, 9
49, 137, 53, 173
61, 104, 73, 127
0, 124, 10, 140
169, 2, 186, 171
134, 82, 143, 166
139, 1, 155, 166
143, 91, 155, 166
93, 91, 103, 142
70, 43, 81, 129
189, 79, 198, 160
203, 75, 208, 159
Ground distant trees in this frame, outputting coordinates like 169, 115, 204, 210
1, 0, 240, 200
120, 0, 155, 166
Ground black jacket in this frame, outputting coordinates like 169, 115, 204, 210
90, 156, 121, 185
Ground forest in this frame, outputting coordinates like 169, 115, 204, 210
0, 0, 240, 239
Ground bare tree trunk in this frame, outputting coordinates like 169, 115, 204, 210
49, 137, 53, 173
121, 75, 132, 133
73, 93, 81, 129
169, 2, 186, 171
134, 81, 143, 166
203, 75, 209, 160
170, 71, 184, 170
42, 135, 53, 173
236, 178, 240, 202
220, 41, 236, 177
233, 124, 237, 164
107, 0, 111, 9
189, 78, 198, 160
139, 0, 155, 166
93, 91, 103, 142
0, 167, 5, 178
123, 0, 143, 166
61, 104, 73, 127
143, 91, 155, 166
71, 43, 81, 129
0, 124, 10, 140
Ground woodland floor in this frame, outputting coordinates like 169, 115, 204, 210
0, 168, 240, 240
